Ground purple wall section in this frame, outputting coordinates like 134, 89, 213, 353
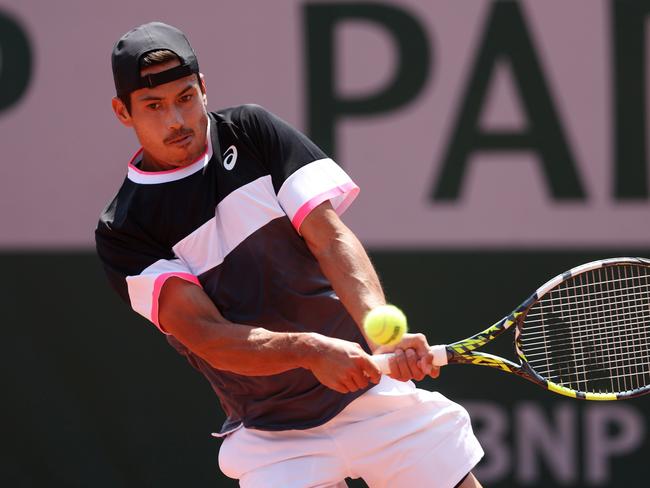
1, 0, 648, 249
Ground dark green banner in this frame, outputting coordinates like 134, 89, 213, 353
2, 251, 648, 487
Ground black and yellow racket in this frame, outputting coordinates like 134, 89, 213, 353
372, 257, 650, 400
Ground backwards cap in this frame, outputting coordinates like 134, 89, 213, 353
111, 22, 199, 98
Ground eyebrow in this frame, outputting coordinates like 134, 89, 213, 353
137, 84, 195, 102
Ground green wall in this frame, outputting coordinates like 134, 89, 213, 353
2, 251, 649, 487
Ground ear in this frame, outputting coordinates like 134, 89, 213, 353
199, 73, 208, 106
112, 96, 133, 127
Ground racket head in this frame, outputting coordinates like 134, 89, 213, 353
515, 257, 650, 400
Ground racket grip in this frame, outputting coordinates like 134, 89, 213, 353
371, 345, 448, 374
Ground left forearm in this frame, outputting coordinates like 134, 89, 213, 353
302, 204, 385, 344
315, 228, 385, 326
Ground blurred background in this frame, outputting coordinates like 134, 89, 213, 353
1, 0, 649, 486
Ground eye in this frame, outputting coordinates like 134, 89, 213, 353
179, 94, 193, 103
147, 102, 161, 110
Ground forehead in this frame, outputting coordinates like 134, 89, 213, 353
132, 59, 199, 101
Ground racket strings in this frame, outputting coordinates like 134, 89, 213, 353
525, 283, 650, 308
560, 266, 649, 392
520, 264, 650, 394
542, 274, 649, 293
523, 311, 650, 344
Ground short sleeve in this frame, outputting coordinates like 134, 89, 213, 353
236, 104, 360, 232
95, 220, 201, 334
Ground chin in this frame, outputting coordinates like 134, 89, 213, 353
176, 147, 204, 166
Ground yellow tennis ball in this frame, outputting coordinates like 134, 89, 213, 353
363, 305, 408, 346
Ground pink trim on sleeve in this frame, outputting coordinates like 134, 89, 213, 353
150, 272, 202, 334
291, 182, 360, 233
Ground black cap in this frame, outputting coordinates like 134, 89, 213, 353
111, 22, 199, 98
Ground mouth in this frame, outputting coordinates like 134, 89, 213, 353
166, 132, 194, 147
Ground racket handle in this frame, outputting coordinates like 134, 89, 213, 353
371, 345, 448, 374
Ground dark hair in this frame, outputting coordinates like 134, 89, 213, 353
119, 49, 179, 113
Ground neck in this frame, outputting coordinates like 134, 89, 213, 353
140, 151, 175, 172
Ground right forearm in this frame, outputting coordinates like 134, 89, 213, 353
158, 276, 381, 391
159, 276, 320, 375
193, 322, 321, 376
193, 317, 382, 393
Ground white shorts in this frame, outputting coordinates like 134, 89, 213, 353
218, 376, 483, 488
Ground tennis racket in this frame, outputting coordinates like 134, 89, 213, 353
371, 257, 650, 400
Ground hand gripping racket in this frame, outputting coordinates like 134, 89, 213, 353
371, 257, 650, 400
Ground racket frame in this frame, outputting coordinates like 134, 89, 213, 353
454, 257, 650, 400
374, 257, 650, 401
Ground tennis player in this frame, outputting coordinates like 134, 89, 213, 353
96, 22, 484, 488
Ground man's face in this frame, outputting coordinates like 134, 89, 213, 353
113, 59, 208, 170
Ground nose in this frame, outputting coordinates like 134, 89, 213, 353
166, 106, 184, 130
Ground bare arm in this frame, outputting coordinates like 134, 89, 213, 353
158, 276, 381, 392
159, 277, 307, 375
300, 201, 437, 380
300, 201, 385, 349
